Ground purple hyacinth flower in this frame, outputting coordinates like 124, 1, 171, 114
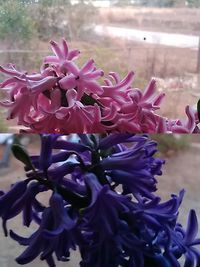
0, 134, 199, 267
0, 180, 29, 236
11, 192, 78, 266
168, 209, 200, 267
83, 173, 131, 235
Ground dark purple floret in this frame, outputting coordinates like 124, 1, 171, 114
11, 193, 78, 266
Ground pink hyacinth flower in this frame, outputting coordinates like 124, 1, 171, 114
54, 89, 105, 133
59, 60, 104, 100
156, 106, 197, 133
44, 39, 80, 66
29, 90, 62, 133
169, 106, 196, 133
121, 79, 165, 113
0, 87, 36, 125
0, 38, 199, 133
98, 71, 134, 109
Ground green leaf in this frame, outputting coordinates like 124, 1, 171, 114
11, 144, 34, 170
197, 99, 200, 122
81, 94, 102, 107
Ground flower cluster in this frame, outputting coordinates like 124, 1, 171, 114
0, 134, 199, 267
0, 39, 199, 133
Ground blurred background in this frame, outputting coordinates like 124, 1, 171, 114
0, 133, 200, 266
0, 0, 200, 131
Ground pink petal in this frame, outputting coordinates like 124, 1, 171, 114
68, 49, 80, 60
119, 71, 134, 89
30, 76, 57, 94
142, 79, 156, 101
55, 107, 69, 120
0, 100, 15, 108
38, 89, 61, 114
59, 74, 76, 90
41, 67, 56, 78
0, 79, 10, 88
156, 117, 168, 133
43, 56, 59, 64
109, 72, 120, 84
120, 102, 138, 114
102, 71, 134, 91
171, 125, 189, 133
79, 107, 95, 124
116, 118, 141, 132
129, 89, 143, 102
83, 70, 104, 80
152, 93, 165, 107
66, 89, 79, 108
80, 59, 95, 75
50, 89, 61, 111
61, 38, 69, 59
37, 92, 49, 106
83, 80, 104, 95
104, 79, 113, 86
185, 105, 196, 132
0, 65, 23, 77
50, 40, 63, 60
62, 61, 79, 76
10, 84, 26, 101
102, 104, 118, 121
92, 104, 101, 122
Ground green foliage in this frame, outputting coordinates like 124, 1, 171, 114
37, 0, 71, 7
11, 144, 34, 170
30, 2, 67, 41
38, 0, 54, 6
115, 0, 135, 5
187, 0, 200, 7
30, 0, 96, 41
138, 0, 176, 7
0, 0, 35, 47
67, 3, 98, 40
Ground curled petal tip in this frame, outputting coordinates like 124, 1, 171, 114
50, 40, 56, 45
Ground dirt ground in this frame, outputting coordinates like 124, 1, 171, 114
0, 140, 200, 266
